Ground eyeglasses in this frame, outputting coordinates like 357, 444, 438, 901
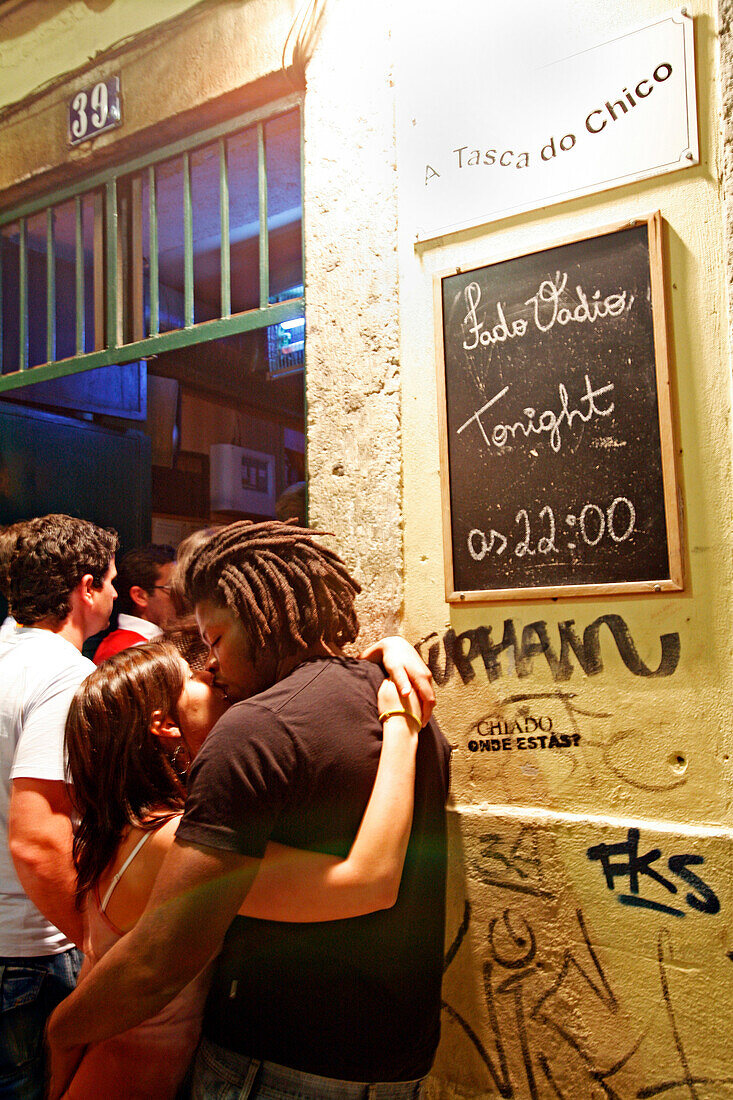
153, 585, 172, 594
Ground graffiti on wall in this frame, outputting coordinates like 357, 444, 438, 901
443, 901, 633, 1098
469, 705, 577, 754
468, 706, 576, 753
422, 601, 731, 1095
474, 824, 555, 900
464, 690, 688, 794
416, 614, 680, 687
441, 825, 729, 1098
442, 903, 732, 1098
587, 828, 720, 918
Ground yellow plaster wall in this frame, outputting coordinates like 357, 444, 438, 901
394, 1, 733, 1096
0, 0, 203, 111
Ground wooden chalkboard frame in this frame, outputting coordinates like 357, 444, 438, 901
434, 212, 683, 603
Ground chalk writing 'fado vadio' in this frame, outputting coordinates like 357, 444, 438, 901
462, 271, 631, 351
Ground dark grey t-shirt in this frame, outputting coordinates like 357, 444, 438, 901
177, 656, 451, 1082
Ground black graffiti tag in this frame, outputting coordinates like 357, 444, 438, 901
464, 690, 691, 794
417, 614, 680, 687
443, 902, 732, 1098
442, 904, 632, 1098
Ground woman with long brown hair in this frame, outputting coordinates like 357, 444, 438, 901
56, 641, 423, 1099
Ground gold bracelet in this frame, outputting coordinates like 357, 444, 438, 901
378, 709, 422, 730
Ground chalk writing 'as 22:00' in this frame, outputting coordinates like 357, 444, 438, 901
468, 498, 636, 561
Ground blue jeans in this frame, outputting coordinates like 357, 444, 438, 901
189, 1038, 425, 1100
0, 948, 82, 1100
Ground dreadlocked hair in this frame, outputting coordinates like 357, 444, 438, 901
184, 521, 361, 661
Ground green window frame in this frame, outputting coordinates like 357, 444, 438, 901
0, 93, 304, 394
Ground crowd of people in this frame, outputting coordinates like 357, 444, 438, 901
0, 514, 450, 1099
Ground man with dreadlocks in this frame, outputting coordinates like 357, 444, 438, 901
49, 520, 450, 1100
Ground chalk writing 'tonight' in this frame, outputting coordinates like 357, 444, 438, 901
457, 374, 615, 453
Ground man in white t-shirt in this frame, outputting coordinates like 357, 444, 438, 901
0, 514, 117, 1099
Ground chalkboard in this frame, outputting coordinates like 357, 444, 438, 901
434, 213, 682, 601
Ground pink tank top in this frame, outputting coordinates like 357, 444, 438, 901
63, 826, 211, 1100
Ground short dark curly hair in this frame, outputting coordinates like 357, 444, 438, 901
9, 514, 118, 626
0, 522, 26, 601
115, 544, 175, 615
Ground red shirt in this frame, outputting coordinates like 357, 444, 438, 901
92, 629, 146, 665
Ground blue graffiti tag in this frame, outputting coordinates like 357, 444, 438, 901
586, 828, 720, 917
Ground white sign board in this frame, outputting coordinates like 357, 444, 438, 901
396, 8, 697, 242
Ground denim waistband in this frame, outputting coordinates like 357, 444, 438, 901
0, 948, 82, 983
198, 1037, 424, 1099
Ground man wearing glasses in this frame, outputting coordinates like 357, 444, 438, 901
93, 545, 175, 663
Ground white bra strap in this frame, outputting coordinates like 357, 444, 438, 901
100, 830, 155, 913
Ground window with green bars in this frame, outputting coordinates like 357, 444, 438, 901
0, 97, 304, 392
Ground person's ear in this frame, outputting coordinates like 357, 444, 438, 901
79, 573, 95, 607
149, 709, 182, 742
129, 585, 149, 613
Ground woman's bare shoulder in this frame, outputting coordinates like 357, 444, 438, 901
100, 813, 183, 932
146, 814, 183, 852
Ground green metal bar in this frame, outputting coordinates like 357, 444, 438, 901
75, 196, 84, 354
46, 208, 56, 364
18, 218, 27, 370
0, 297, 304, 394
258, 122, 269, 310
148, 166, 159, 337
105, 181, 118, 349
219, 139, 231, 319
0, 100, 304, 378
183, 152, 193, 328
0, 94, 303, 230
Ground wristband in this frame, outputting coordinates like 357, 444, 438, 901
378, 709, 422, 730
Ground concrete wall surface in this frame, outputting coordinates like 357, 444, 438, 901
0, 0, 731, 1096
302, 0, 403, 631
